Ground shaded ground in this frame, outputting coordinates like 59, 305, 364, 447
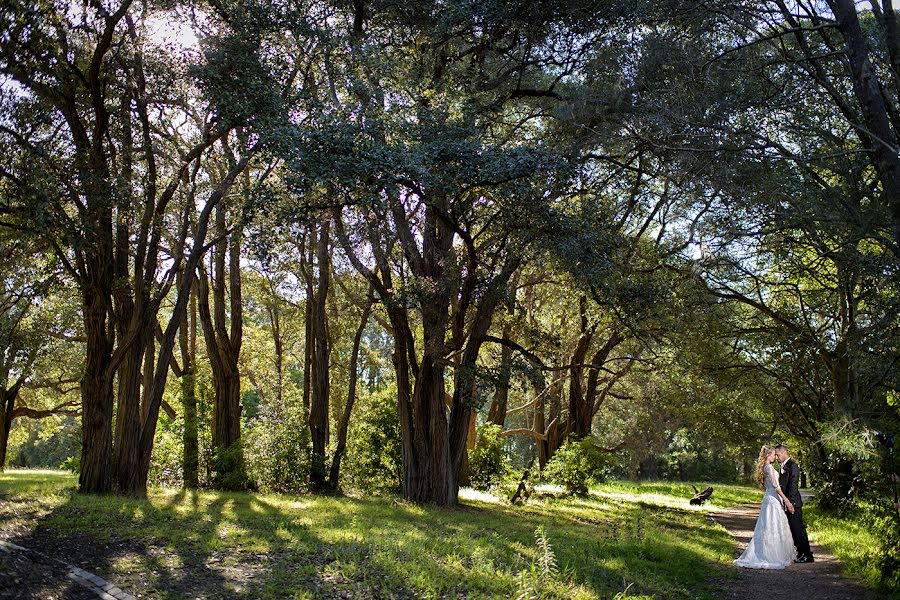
0, 492, 99, 600
0, 473, 745, 600
0, 543, 97, 600
711, 501, 875, 600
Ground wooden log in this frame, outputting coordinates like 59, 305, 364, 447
689, 486, 714, 505
510, 457, 536, 505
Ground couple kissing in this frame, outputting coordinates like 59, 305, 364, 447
734, 444, 814, 569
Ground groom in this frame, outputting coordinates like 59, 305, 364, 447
774, 444, 814, 563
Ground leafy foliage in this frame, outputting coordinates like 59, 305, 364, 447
245, 393, 311, 494
342, 388, 402, 492
468, 423, 510, 490
543, 437, 612, 495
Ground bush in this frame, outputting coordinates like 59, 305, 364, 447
148, 413, 184, 487
867, 498, 900, 594
10, 415, 80, 469
343, 388, 402, 492
59, 455, 80, 474
468, 423, 509, 490
212, 442, 252, 491
543, 436, 612, 495
245, 393, 311, 494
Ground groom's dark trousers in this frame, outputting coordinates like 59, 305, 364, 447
779, 458, 812, 558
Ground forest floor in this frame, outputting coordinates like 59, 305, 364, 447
0, 470, 885, 599
711, 500, 875, 600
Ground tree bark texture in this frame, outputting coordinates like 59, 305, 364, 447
79, 274, 115, 494
447, 258, 520, 501
180, 287, 199, 489
198, 204, 246, 489
307, 219, 332, 489
0, 384, 21, 471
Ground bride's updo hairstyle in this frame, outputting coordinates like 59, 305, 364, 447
755, 445, 775, 489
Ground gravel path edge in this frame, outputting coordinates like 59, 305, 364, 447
0, 540, 136, 600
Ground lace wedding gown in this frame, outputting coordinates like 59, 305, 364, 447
733, 463, 796, 569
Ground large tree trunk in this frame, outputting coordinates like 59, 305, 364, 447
447, 260, 520, 501
389, 307, 417, 497
0, 384, 21, 471
198, 204, 246, 490
180, 288, 199, 489
308, 219, 332, 489
79, 277, 115, 494
332, 199, 457, 505
568, 296, 593, 440
402, 199, 457, 505
125, 154, 252, 497
407, 318, 451, 504
112, 326, 152, 493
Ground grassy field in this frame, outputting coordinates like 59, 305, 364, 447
0, 470, 876, 599
803, 502, 886, 593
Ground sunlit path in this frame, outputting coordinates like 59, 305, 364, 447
712, 503, 873, 600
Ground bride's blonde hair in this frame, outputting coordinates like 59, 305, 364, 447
755, 445, 775, 489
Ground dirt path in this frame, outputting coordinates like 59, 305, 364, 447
711, 503, 874, 600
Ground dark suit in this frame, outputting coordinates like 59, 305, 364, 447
779, 458, 812, 559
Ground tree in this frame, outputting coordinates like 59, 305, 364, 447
0, 0, 261, 494
0, 237, 81, 469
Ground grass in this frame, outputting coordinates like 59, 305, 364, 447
0, 469, 879, 599
804, 502, 887, 594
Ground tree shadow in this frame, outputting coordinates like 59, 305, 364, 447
0, 473, 735, 599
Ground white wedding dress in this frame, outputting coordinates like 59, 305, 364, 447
733, 463, 796, 569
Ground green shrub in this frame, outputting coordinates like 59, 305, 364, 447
59, 455, 80, 474
212, 442, 252, 491
245, 393, 310, 494
148, 413, 184, 487
468, 423, 509, 490
343, 388, 402, 492
10, 415, 80, 469
543, 436, 611, 495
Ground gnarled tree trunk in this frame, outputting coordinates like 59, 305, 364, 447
180, 284, 199, 489
198, 203, 246, 490
308, 219, 332, 489
79, 270, 115, 494
0, 382, 22, 471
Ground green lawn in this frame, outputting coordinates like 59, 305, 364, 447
804, 502, 887, 594
0, 470, 876, 599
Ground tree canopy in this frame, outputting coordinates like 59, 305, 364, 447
1, 0, 898, 582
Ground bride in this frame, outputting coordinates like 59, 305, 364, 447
733, 445, 796, 569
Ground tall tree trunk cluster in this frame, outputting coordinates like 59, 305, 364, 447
198, 198, 248, 490
334, 188, 521, 504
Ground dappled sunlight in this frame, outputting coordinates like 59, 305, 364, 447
591, 489, 709, 511
458, 487, 504, 504
1, 471, 755, 599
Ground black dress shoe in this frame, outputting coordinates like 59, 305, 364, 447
793, 555, 814, 563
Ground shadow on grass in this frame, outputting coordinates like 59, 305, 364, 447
0, 471, 737, 599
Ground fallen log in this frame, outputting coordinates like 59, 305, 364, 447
510, 457, 536, 505
689, 485, 713, 505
